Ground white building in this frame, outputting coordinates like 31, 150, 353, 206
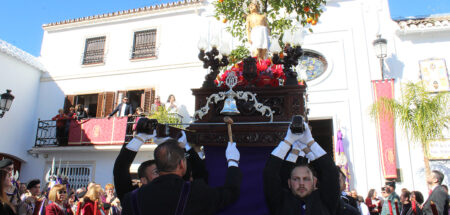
2, 0, 447, 202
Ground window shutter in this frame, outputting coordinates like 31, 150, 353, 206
143, 88, 155, 113
105, 92, 116, 116
64, 95, 75, 113
96, 92, 105, 117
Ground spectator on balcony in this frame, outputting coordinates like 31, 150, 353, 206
108, 97, 133, 119
134, 107, 146, 117
52, 109, 69, 145
75, 104, 88, 120
166, 94, 178, 114
66, 106, 76, 120
151, 95, 164, 113
84, 107, 90, 118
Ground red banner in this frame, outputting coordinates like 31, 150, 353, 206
372, 79, 397, 179
68, 117, 128, 145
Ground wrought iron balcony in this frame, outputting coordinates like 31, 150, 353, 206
35, 114, 183, 147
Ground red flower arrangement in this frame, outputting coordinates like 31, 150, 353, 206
215, 57, 286, 88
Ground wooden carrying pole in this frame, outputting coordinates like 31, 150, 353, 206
224, 117, 233, 143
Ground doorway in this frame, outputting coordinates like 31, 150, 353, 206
309, 119, 334, 158
127, 90, 144, 112
75, 94, 98, 118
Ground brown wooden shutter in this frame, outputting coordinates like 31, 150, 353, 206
143, 88, 155, 113
104, 92, 115, 117
64, 95, 75, 113
96, 92, 105, 117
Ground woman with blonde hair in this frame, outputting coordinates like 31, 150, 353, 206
103, 184, 120, 215
46, 184, 73, 215
0, 169, 16, 215
76, 184, 105, 215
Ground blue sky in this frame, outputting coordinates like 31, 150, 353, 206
1, 0, 449, 57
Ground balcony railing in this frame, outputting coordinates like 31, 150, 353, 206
35, 119, 59, 146
35, 114, 183, 147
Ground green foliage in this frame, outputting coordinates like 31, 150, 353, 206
229, 45, 251, 65
213, 0, 326, 43
148, 106, 182, 128
369, 82, 449, 174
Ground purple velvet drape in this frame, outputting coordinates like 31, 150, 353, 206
204, 146, 274, 215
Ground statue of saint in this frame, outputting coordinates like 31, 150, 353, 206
246, 1, 270, 60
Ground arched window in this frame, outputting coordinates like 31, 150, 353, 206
299, 50, 328, 81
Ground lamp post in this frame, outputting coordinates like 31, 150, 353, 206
373, 34, 388, 80
270, 29, 306, 86
0, 89, 15, 118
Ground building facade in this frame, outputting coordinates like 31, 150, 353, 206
5, 0, 447, 199
0, 39, 44, 175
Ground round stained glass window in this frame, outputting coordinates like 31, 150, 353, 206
298, 51, 328, 81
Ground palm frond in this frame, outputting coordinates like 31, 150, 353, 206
369, 81, 450, 145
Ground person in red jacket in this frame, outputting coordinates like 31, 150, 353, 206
77, 184, 105, 215
366, 189, 381, 215
46, 184, 73, 215
52, 109, 69, 145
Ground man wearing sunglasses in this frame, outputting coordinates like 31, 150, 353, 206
108, 97, 133, 119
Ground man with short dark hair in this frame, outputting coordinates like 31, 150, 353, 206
137, 160, 158, 186
113, 129, 161, 202
381, 181, 401, 215
108, 97, 133, 118
263, 124, 340, 215
337, 170, 359, 215
422, 170, 449, 215
18, 179, 42, 215
136, 139, 241, 214
400, 189, 411, 215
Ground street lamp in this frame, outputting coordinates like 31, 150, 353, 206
373, 34, 388, 80
0, 89, 15, 118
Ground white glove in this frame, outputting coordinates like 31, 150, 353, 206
225, 142, 240, 167
284, 127, 302, 144
126, 131, 156, 152
298, 122, 314, 144
310, 142, 326, 160
178, 131, 191, 151
153, 137, 171, 145
286, 141, 302, 163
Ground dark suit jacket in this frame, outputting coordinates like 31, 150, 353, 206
338, 197, 360, 215
263, 154, 340, 215
114, 144, 213, 215
109, 103, 133, 117
136, 166, 241, 215
0, 200, 15, 215
422, 185, 449, 215
113, 145, 139, 203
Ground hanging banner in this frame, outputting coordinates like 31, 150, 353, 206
68, 117, 128, 145
372, 79, 397, 179
335, 130, 351, 191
